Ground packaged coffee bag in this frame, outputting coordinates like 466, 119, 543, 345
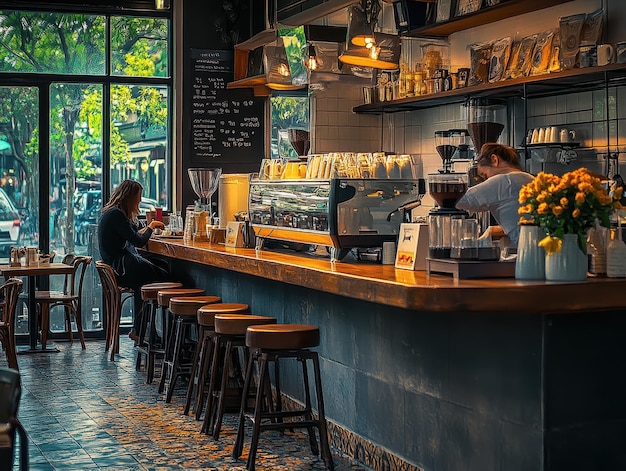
489, 37, 512, 82
505, 34, 537, 79
530, 30, 555, 76
580, 8, 604, 46
559, 14, 585, 70
469, 41, 492, 86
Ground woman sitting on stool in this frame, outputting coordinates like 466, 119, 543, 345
98, 179, 170, 342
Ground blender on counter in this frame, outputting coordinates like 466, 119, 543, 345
428, 131, 469, 259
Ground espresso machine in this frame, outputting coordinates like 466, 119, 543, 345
428, 131, 469, 258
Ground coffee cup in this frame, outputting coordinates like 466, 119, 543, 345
548, 126, 558, 143
537, 128, 546, 143
531, 128, 539, 144
260, 158, 285, 180
282, 161, 307, 179
597, 44, 615, 66
559, 128, 576, 143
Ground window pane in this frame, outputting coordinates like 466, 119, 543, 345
111, 16, 169, 77
270, 95, 310, 159
49, 82, 103, 332
111, 84, 169, 208
0, 86, 39, 336
0, 11, 105, 74
0, 86, 39, 255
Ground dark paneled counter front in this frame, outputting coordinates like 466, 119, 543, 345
147, 238, 626, 471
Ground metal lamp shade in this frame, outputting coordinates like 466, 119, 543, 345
347, 5, 375, 47
263, 38, 306, 91
339, 32, 400, 70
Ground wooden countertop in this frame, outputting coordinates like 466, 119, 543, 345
146, 238, 626, 314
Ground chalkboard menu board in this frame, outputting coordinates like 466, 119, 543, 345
189, 48, 264, 162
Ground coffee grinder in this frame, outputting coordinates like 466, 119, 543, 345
428, 131, 469, 258
465, 98, 506, 234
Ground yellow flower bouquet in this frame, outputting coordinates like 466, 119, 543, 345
518, 168, 623, 254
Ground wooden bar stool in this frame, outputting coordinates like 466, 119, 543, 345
160, 295, 221, 403
136, 281, 183, 383
155, 288, 205, 387
183, 303, 250, 419
203, 314, 276, 439
233, 324, 334, 471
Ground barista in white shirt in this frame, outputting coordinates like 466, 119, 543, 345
456, 143, 534, 248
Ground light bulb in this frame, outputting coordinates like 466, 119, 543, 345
304, 43, 318, 71
306, 56, 318, 71
369, 45, 380, 60
277, 63, 290, 77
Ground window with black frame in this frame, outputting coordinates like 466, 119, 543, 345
0, 3, 171, 336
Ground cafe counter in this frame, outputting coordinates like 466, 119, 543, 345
147, 238, 626, 471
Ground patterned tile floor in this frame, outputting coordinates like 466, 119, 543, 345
10, 337, 370, 471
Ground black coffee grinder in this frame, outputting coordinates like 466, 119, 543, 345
428, 131, 469, 258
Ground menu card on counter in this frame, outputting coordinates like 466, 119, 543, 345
395, 223, 429, 271
189, 48, 264, 163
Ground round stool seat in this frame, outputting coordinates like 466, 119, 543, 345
158, 288, 205, 307
214, 314, 276, 336
246, 324, 320, 350
141, 282, 183, 301
197, 303, 250, 327
169, 295, 221, 316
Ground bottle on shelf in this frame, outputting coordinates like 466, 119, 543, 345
606, 227, 626, 278
586, 225, 607, 276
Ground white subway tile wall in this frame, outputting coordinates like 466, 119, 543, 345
312, 81, 626, 187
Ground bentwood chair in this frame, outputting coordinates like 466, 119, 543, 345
0, 367, 28, 470
35, 255, 92, 350
96, 261, 124, 361
0, 279, 24, 371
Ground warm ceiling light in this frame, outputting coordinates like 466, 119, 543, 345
277, 62, 290, 77
304, 43, 318, 71
155, 0, 170, 10
347, 0, 380, 47
339, 32, 400, 70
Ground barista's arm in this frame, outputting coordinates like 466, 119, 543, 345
483, 225, 505, 240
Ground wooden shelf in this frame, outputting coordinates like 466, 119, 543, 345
406, 0, 574, 38
353, 63, 626, 114
226, 75, 271, 97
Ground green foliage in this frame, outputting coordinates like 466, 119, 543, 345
270, 95, 309, 159
0, 12, 106, 74
278, 25, 307, 86
0, 11, 169, 175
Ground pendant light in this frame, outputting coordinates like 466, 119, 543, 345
348, 0, 381, 47
263, 36, 307, 91
339, 32, 400, 70
304, 43, 319, 71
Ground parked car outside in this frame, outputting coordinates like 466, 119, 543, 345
0, 187, 21, 253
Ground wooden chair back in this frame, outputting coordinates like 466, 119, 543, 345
0, 279, 24, 370
95, 261, 122, 361
0, 367, 28, 470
